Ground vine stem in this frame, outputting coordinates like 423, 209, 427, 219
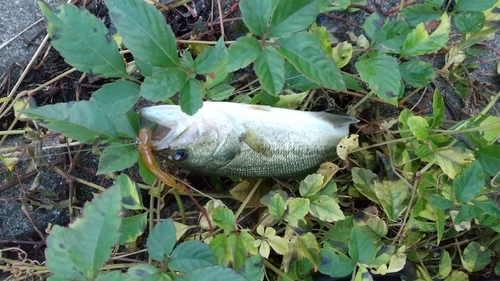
234, 179, 262, 220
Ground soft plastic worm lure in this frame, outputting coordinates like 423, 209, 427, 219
137, 127, 184, 192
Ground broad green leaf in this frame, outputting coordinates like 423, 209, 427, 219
180, 265, 247, 281
349, 228, 375, 263
227, 234, 250, 270
119, 213, 147, 244
278, 32, 345, 91
454, 160, 486, 202
351, 167, 379, 203
169, 241, 217, 272
23, 101, 119, 143
400, 60, 436, 88
138, 156, 157, 185
105, 0, 179, 67
127, 264, 159, 280
367, 245, 394, 269
227, 37, 261, 72
97, 144, 139, 174
324, 216, 353, 246
355, 52, 401, 105
310, 23, 333, 55
319, 246, 355, 277
454, 0, 497, 11
39, 2, 127, 77
254, 46, 285, 96
95, 271, 133, 281
284, 198, 310, 222
238, 255, 264, 281
90, 81, 140, 115
299, 173, 324, 198
454, 11, 485, 33
362, 12, 385, 40
207, 84, 235, 101
374, 179, 409, 221
269, 0, 322, 38
355, 265, 372, 281
267, 235, 289, 255
268, 193, 285, 220
431, 89, 444, 128
353, 212, 388, 239
309, 195, 345, 222
437, 250, 452, 279
210, 234, 232, 267
476, 145, 500, 176
212, 207, 236, 232
194, 38, 228, 74
371, 20, 412, 54
45, 185, 122, 279
461, 242, 492, 272
283, 61, 319, 91
407, 116, 430, 141
179, 78, 203, 115
402, 13, 450, 57
210, 233, 253, 270
435, 147, 474, 179
429, 194, 454, 210
115, 173, 144, 210
147, 219, 177, 261
445, 271, 469, 281
473, 195, 500, 218
401, 4, 442, 26
298, 233, 321, 270
239, 0, 272, 36
140, 68, 188, 102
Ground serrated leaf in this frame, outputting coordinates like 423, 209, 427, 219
115, 173, 144, 210
299, 173, 324, 198
277, 32, 345, 90
207, 84, 235, 101
95, 271, 131, 281
298, 233, 321, 271
147, 219, 177, 261
239, 0, 272, 36
355, 52, 401, 105
90, 81, 141, 116
45, 185, 122, 279
455, 0, 497, 11
179, 78, 203, 115
309, 195, 345, 222
351, 167, 379, 203
454, 160, 486, 203
402, 13, 450, 57
119, 212, 147, 244
319, 246, 355, 278
267, 235, 289, 255
284, 198, 310, 222
476, 145, 500, 176
212, 207, 236, 232
254, 46, 285, 96
401, 4, 442, 26
105, 0, 179, 68
38, 2, 127, 77
194, 38, 228, 74
178, 265, 247, 281
238, 255, 264, 281
454, 11, 485, 33
461, 242, 492, 272
407, 116, 430, 141
209, 233, 251, 270
269, 0, 323, 38
227, 37, 261, 72
349, 228, 375, 263
127, 264, 160, 281
435, 147, 475, 179
373, 179, 409, 221
23, 101, 119, 143
371, 20, 412, 54
140, 68, 188, 102
97, 144, 139, 174
400, 60, 436, 88
169, 241, 217, 272
268, 193, 285, 220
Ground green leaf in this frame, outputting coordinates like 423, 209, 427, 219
445, 271, 469, 281
437, 250, 452, 279
207, 84, 235, 101
38, 2, 126, 77
454, 11, 485, 33
227, 37, 261, 72
277, 32, 345, 91
473, 195, 500, 218
23, 101, 119, 143
400, 60, 436, 88
299, 173, 324, 198
170, 241, 217, 272
355, 52, 401, 105
401, 4, 442, 26
115, 174, 144, 210
105, 0, 179, 68
95, 271, 132, 281
353, 212, 388, 239
127, 264, 160, 281
179, 78, 203, 115
90, 81, 141, 116
431, 88, 444, 128
269, 0, 323, 38
402, 13, 450, 57
97, 144, 139, 174
476, 145, 500, 176
374, 179, 409, 221
407, 116, 430, 141
268, 193, 285, 220
267, 235, 289, 255
212, 207, 236, 232
147, 219, 177, 261
239, 0, 272, 36
310, 195, 345, 222
351, 167, 379, 203
238, 255, 264, 281
283, 61, 319, 91
435, 147, 474, 179
454, 0, 497, 11
349, 228, 375, 263
298, 233, 321, 270
179, 265, 247, 281
119, 213, 147, 244
284, 198, 310, 222
319, 246, 355, 277
461, 242, 492, 272
371, 20, 412, 54
429, 194, 454, 210
454, 160, 486, 203
194, 38, 228, 74
140, 68, 188, 102
45, 185, 122, 279
254, 46, 285, 96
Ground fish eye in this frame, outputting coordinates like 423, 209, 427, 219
172, 149, 188, 161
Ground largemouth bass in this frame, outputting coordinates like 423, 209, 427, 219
139, 102, 358, 178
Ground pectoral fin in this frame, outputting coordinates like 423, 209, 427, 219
242, 125, 272, 157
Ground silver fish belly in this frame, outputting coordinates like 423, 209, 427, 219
139, 102, 358, 178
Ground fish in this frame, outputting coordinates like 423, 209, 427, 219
139, 102, 358, 178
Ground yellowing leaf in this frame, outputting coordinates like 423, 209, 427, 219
332, 42, 353, 68
230, 179, 270, 206
337, 134, 359, 160
435, 147, 475, 179
267, 236, 289, 255
316, 162, 340, 186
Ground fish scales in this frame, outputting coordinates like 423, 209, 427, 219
139, 102, 358, 178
